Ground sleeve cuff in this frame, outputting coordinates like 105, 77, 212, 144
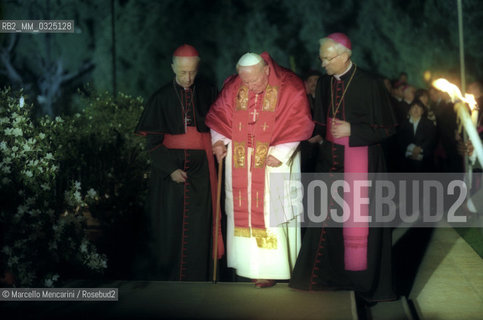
268, 142, 299, 164
211, 129, 231, 145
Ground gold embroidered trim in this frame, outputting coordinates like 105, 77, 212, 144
234, 227, 250, 237
256, 233, 278, 249
236, 86, 248, 111
250, 228, 267, 238
262, 85, 278, 112
234, 227, 278, 249
254, 141, 269, 169
233, 141, 246, 168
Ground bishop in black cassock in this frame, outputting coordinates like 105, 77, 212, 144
290, 33, 397, 302
135, 44, 223, 281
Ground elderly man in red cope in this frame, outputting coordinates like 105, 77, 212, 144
206, 52, 314, 288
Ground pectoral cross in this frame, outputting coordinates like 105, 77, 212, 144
250, 109, 259, 123
184, 116, 191, 132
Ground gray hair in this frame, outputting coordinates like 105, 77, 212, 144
319, 38, 352, 57
172, 55, 200, 66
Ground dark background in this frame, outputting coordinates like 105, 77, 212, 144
1, 0, 482, 116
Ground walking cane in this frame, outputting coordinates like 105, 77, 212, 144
212, 159, 223, 283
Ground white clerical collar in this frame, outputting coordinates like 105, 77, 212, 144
409, 116, 421, 125
334, 62, 353, 80
409, 117, 421, 134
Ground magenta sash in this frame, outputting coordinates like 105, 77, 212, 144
326, 118, 369, 271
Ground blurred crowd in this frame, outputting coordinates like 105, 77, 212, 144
302, 70, 483, 174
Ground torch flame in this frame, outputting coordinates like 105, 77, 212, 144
432, 79, 483, 168
432, 78, 478, 110
465, 93, 477, 111
432, 78, 464, 103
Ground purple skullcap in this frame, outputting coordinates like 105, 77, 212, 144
327, 33, 351, 50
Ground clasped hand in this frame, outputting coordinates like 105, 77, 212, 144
330, 119, 351, 138
411, 146, 422, 159
170, 169, 187, 183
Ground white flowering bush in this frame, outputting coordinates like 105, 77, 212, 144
50, 90, 149, 277
0, 88, 110, 287
54, 90, 148, 210
1, 88, 149, 285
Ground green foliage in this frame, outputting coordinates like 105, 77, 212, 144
0, 87, 148, 286
0, 88, 107, 286
54, 89, 149, 226
352, 0, 483, 86
3, 0, 483, 115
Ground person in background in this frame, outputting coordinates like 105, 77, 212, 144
301, 69, 323, 173
398, 71, 408, 85
304, 69, 322, 109
400, 84, 416, 117
415, 88, 437, 126
397, 100, 437, 172
391, 81, 408, 124
431, 86, 462, 172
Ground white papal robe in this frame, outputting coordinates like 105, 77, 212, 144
212, 130, 302, 279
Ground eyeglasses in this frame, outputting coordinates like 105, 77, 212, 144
319, 54, 340, 64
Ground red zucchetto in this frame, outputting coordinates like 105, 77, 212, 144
327, 33, 352, 50
173, 44, 199, 57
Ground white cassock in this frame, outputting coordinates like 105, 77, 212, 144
212, 130, 303, 279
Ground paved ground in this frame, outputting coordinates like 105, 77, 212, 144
409, 227, 483, 320
1, 226, 481, 319
1, 282, 357, 319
